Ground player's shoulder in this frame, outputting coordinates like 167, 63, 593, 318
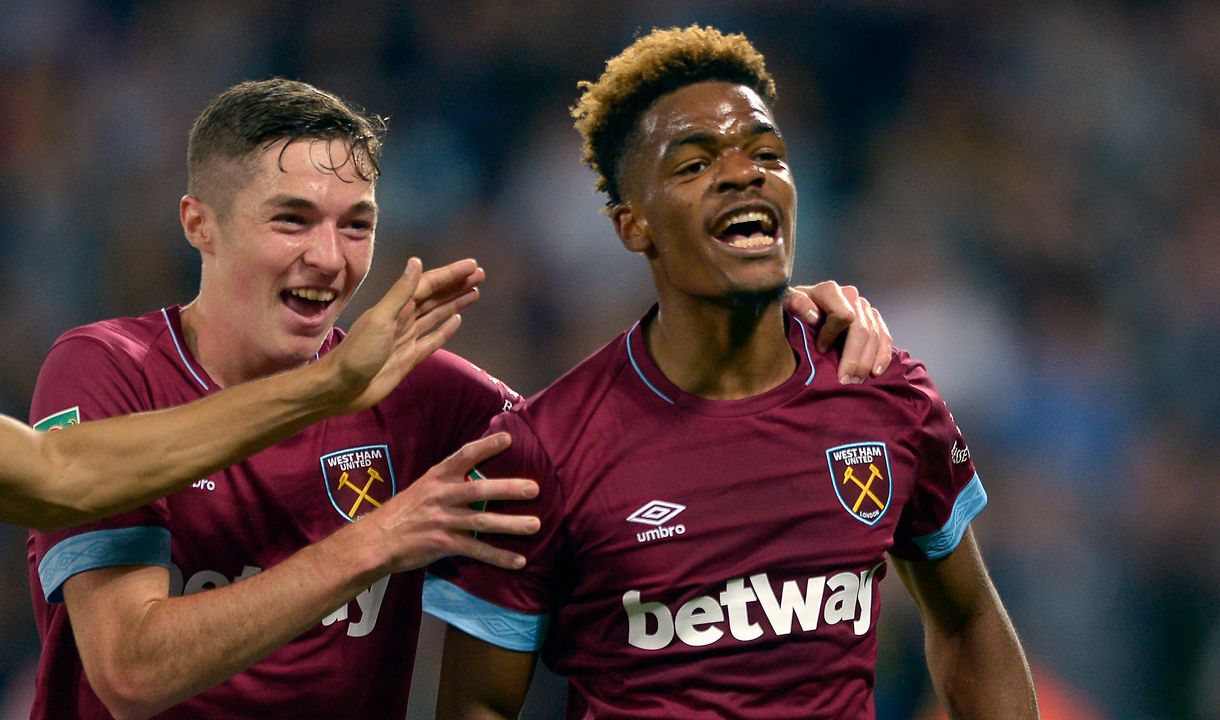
46, 308, 173, 368
508, 331, 632, 454
865, 348, 947, 418
408, 348, 519, 398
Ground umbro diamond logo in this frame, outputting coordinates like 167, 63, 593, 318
626, 500, 686, 526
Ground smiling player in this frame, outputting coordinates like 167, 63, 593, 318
24, 80, 542, 720
425, 27, 1039, 720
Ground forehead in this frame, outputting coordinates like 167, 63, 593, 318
636, 81, 777, 149
239, 137, 375, 203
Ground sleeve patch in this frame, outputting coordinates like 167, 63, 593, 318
911, 474, 987, 560
421, 574, 548, 652
38, 526, 172, 603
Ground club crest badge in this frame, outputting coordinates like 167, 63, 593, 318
826, 442, 892, 526
321, 445, 397, 522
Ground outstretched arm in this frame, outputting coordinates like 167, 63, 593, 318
63, 432, 540, 720
2, 257, 480, 531
784, 281, 893, 384
436, 625, 538, 720
891, 529, 1039, 720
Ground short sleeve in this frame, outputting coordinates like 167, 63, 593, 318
423, 411, 566, 652
398, 349, 523, 453
889, 363, 987, 562
29, 335, 172, 603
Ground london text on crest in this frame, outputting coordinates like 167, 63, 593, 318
321, 445, 397, 522
826, 442, 892, 526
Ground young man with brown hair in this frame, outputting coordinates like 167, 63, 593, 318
426, 27, 1039, 720
25, 79, 542, 720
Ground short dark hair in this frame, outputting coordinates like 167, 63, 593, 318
571, 25, 777, 206
187, 78, 387, 212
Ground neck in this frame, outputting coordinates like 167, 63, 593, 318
179, 298, 305, 389
645, 288, 796, 400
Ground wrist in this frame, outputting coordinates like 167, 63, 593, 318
319, 514, 393, 589
299, 354, 362, 418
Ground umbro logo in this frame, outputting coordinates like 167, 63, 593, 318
627, 500, 686, 526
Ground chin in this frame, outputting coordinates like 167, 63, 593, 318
724, 283, 788, 313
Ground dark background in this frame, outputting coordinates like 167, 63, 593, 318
2, 2, 1218, 719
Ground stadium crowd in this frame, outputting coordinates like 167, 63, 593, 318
0, 2, 1216, 719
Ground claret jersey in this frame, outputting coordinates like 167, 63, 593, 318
26, 306, 518, 720
425, 306, 985, 720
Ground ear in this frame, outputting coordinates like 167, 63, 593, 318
181, 195, 218, 254
611, 203, 652, 254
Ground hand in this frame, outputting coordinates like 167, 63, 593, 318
784, 282, 893, 384
328, 258, 485, 413
360, 433, 540, 574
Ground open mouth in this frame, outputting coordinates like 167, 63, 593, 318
281, 287, 337, 319
711, 207, 778, 249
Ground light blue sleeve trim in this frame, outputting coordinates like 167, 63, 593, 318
912, 474, 987, 560
39, 527, 172, 603
422, 573, 549, 652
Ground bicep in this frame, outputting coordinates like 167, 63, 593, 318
891, 527, 999, 635
437, 624, 537, 720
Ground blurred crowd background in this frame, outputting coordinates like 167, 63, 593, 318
1, 1, 1217, 719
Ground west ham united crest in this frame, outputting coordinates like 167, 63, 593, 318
321, 445, 397, 522
826, 442, 892, 526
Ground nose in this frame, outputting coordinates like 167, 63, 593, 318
714, 150, 765, 193
302, 224, 345, 274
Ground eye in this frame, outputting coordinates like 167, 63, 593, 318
271, 213, 308, 227
676, 159, 709, 176
344, 217, 376, 235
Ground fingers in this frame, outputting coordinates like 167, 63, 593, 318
838, 295, 878, 384
793, 282, 892, 383
412, 260, 485, 317
813, 282, 859, 354
387, 257, 424, 309
404, 314, 463, 361
403, 286, 479, 342
782, 287, 821, 326
445, 535, 529, 570
868, 305, 894, 377
435, 433, 515, 479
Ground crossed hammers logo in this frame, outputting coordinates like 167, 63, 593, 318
337, 468, 386, 518
843, 463, 886, 513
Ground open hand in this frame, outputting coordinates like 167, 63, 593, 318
362, 433, 540, 573
328, 257, 485, 412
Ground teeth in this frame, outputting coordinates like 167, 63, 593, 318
288, 288, 336, 302
728, 235, 777, 249
714, 209, 776, 236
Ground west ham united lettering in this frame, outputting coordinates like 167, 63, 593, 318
321, 445, 397, 521
826, 442, 892, 526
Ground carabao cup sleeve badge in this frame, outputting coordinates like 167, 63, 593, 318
826, 442, 892, 526
320, 445, 397, 521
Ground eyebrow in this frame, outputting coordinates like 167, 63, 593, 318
265, 196, 378, 215
660, 122, 782, 160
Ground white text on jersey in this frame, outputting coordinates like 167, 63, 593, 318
623, 566, 881, 650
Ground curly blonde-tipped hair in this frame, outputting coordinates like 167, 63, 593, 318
572, 25, 777, 206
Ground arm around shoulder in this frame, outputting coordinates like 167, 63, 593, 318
890, 528, 1039, 720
